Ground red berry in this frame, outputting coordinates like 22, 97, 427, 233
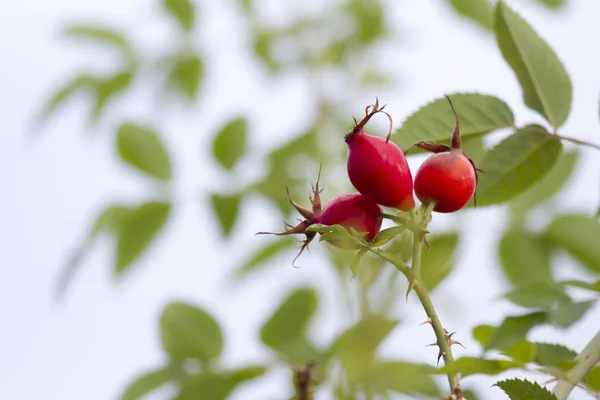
313, 192, 382, 243
257, 169, 382, 264
345, 99, 415, 211
414, 150, 476, 213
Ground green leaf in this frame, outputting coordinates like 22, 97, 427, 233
461, 134, 487, 165
549, 299, 594, 328
91, 71, 133, 122
494, 378, 558, 400
351, 248, 368, 276
476, 127, 562, 206
260, 288, 319, 363
38, 75, 95, 122
163, 0, 195, 32
210, 193, 242, 237
116, 201, 171, 274
585, 367, 600, 391
533, 343, 577, 370
498, 227, 552, 288
485, 312, 548, 350
371, 226, 405, 247
235, 239, 295, 279
167, 55, 203, 101
117, 122, 172, 180
545, 214, 600, 274
501, 340, 536, 365
212, 118, 248, 170
369, 361, 439, 396
345, 0, 385, 44
438, 357, 520, 377
510, 150, 578, 216
447, 0, 493, 30
421, 233, 459, 292
394, 93, 514, 151
63, 25, 132, 54
473, 324, 494, 348
120, 365, 181, 400
494, 2, 572, 127
503, 281, 569, 309
160, 302, 223, 362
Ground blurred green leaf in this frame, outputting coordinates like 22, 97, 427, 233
559, 279, 600, 293
116, 201, 171, 274
368, 361, 439, 396
330, 314, 398, 377
494, 378, 558, 399
503, 281, 569, 310
535, 0, 566, 9
585, 367, 600, 391
473, 324, 494, 348
350, 248, 368, 276
210, 193, 242, 237
167, 55, 203, 101
235, 239, 295, 279
461, 135, 487, 165
549, 299, 594, 328
545, 214, 600, 274
345, 0, 385, 44
494, 2, 572, 127
501, 340, 536, 365
253, 30, 279, 72
421, 233, 459, 292
438, 357, 520, 377
498, 227, 552, 288
56, 204, 132, 297
462, 389, 482, 400
160, 302, 223, 362
510, 150, 578, 213
120, 365, 181, 400
395, 93, 514, 151
447, 0, 493, 30
175, 366, 266, 400
533, 343, 577, 370
212, 117, 248, 170
485, 312, 548, 350
260, 288, 319, 363
117, 122, 172, 180
39, 75, 95, 122
476, 126, 562, 206
91, 71, 133, 122
163, 0, 195, 32
63, 25, 132, 55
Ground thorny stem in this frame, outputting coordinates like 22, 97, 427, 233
553, 330, 600, 399
411, 204, 459, 394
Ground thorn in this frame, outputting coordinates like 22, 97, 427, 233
419, 318, 432, 326
405, 279, 416, 301
426, 342, 439, 347
449, 339, 465, 349
437, 349, 445, 366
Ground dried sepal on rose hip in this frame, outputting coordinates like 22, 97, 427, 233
408, 95, 483, 213
345, 98, 415, 211
257, 168, 383, 265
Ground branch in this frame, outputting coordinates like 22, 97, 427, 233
553, 330, 600, 399
555, 134, 600, 151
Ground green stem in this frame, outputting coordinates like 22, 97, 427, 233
554, 330, 600, 399
410, 204, 459, 393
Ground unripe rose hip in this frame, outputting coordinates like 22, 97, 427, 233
345, 99, 415, 211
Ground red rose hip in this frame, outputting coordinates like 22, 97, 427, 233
414, 150, 476, 213
345, 99, 415, 211
257, 169, 382, 263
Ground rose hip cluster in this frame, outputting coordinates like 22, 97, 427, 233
259, 97, 480, 262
